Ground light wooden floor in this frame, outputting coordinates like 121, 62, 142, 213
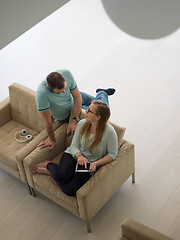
0, 0, 180, 239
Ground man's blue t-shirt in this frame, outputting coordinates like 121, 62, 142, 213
36, 69, 77, 120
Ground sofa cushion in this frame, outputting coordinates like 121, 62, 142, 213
33, 175, 78, 209
32, 151, 78, 210
0, 120, 37, 170
109, 120, 126, 147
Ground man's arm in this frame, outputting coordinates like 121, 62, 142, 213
38, 109, 56, 149
68, 87, 82, 134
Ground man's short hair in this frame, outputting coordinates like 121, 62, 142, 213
46, 72, 65, 90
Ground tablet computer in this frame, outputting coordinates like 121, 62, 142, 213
75, 162, 91, 173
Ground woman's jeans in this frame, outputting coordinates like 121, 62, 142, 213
80, 91, 109, 110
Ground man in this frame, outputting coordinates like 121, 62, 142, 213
36, 69, 115, 149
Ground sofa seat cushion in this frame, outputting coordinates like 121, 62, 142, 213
33, 174, 78, 209
32, 152, 78, 209
0, 120, 37, 170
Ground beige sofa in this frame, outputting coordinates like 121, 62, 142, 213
0, 83, 61, 194
0, 83, 135, 232
120, 218, 174, 240
23, 110, 135, 232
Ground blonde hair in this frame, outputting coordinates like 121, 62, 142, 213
80, 100, 110, 152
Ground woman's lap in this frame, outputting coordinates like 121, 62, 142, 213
47, 152, 91, 196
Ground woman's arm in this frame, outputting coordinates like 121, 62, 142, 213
90, 155, 113, 172
75, 152, 89, 169
68, 120, 85, 156
70, 119, 92, 168
91, 125, 118, 172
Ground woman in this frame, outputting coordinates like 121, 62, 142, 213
31, 100, 118, 196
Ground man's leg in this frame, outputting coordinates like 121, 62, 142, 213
80, 88, 115, 109
95, 91, 109, 106
96, 88, 115, 96
95, 88, 116, 106
80, 91, 95, 110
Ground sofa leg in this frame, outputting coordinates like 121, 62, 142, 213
31, 187, 36, 197
27, 184, 36, 197
86, 221, 91, 233
132, 172, 135, 183
28, 184, 32, 195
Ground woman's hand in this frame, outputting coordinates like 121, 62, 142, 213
77, 155, 88, 168
90, 161, 97, 172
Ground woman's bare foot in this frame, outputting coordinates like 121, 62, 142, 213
42, 160, 51, 168
31, 166, 38, 174
36, 167, 51, 175
31, 160, 50, 174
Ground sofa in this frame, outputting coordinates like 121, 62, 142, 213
120, 218, 174, 240
0, 82, 135, 232
23, 110, 135, 232
0, 83, 62, 194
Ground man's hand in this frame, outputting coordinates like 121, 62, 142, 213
38, 138, 55, 150
67, 120, 78, 135
70, 87, 82, 134
40, 109, 56, 149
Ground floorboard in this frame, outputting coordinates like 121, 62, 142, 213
0, 0, 180, 239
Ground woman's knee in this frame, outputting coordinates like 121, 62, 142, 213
59, 185, 76, 196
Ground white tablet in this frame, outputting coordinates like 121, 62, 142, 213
75, 162, 91, 173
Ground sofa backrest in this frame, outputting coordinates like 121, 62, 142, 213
9, 83, 45, 131
121, 218, 174, 240
66, 109, 126, 148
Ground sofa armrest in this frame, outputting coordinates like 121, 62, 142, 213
0, 97, 12, 126
23, 123, 68, 188
16, 121, 64, 183
77, 140, 135, 221
121, 218, 174, 240
16, 128, 49, 183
